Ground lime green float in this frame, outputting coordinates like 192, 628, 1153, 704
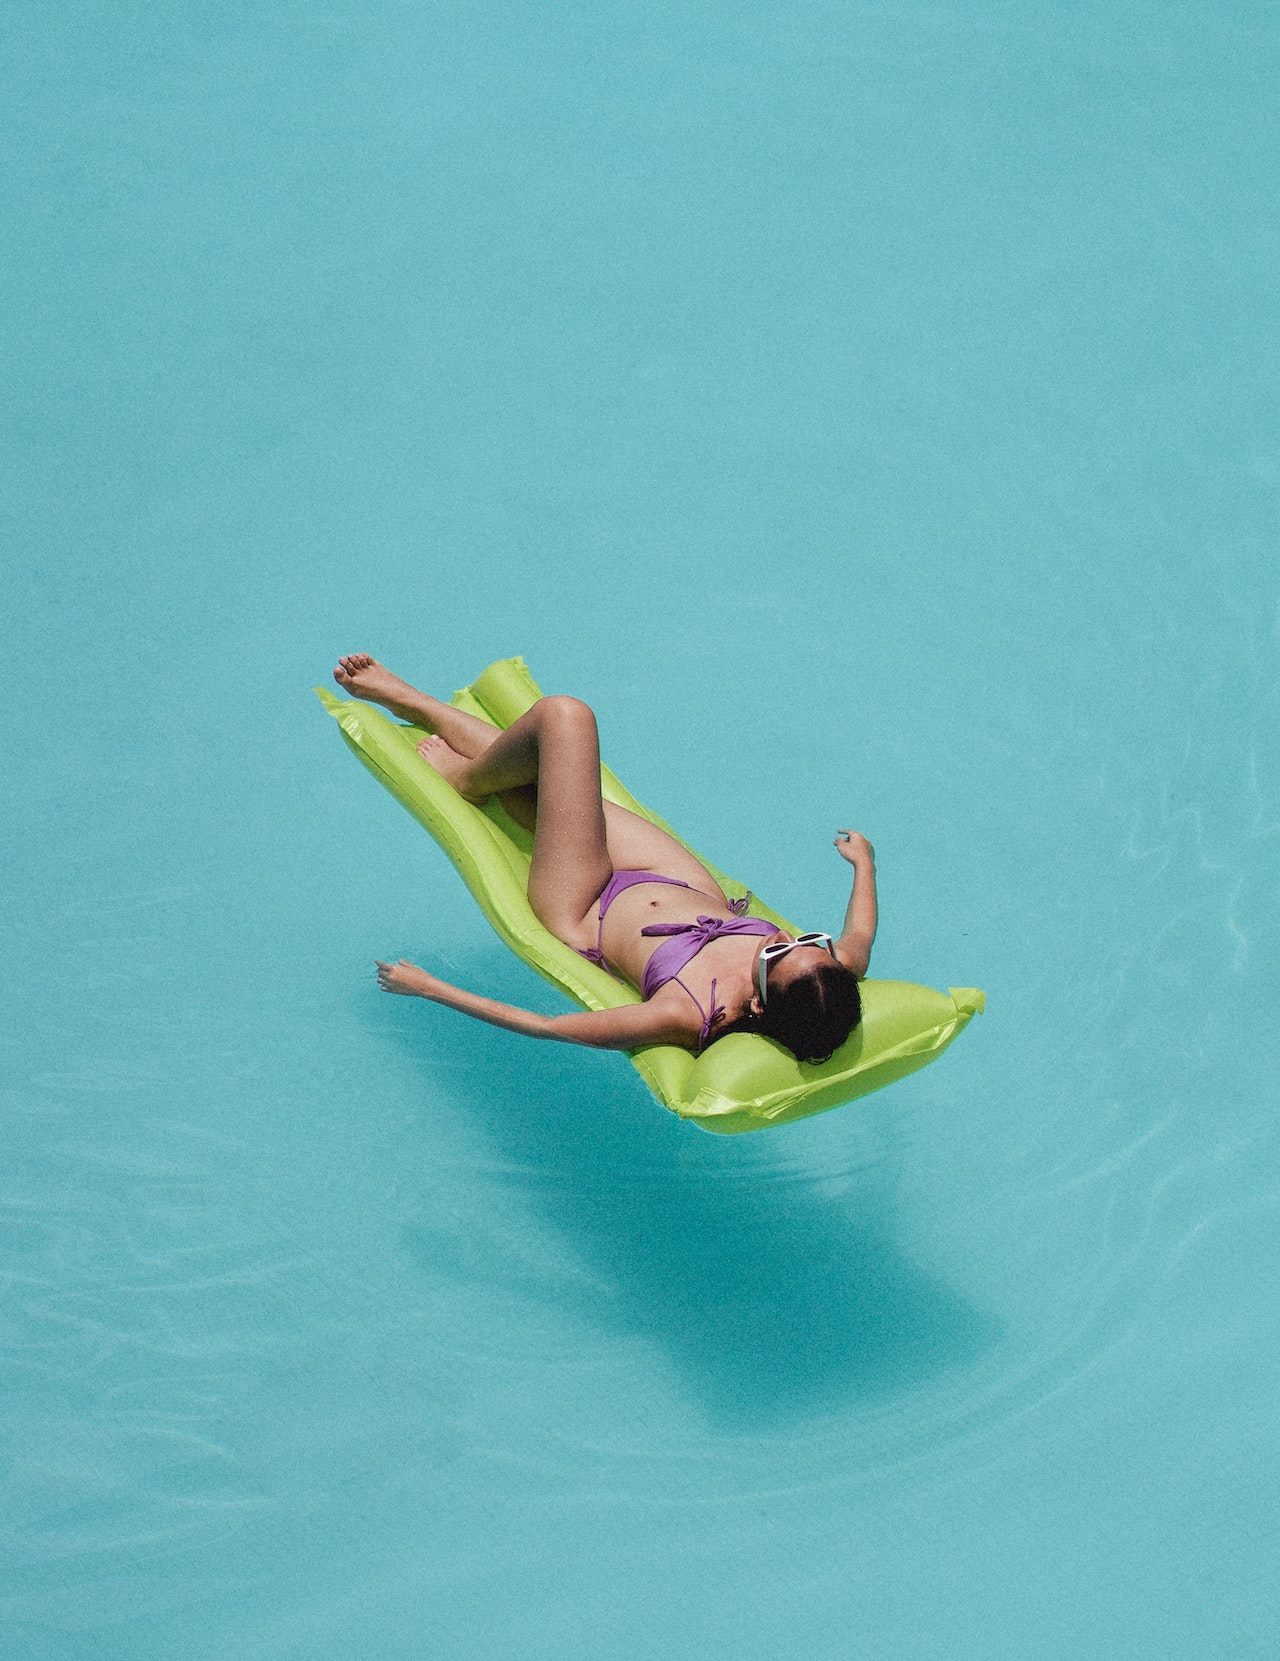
317, 655, 984, 1135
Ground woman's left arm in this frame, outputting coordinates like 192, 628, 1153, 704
832, 831, 877, 977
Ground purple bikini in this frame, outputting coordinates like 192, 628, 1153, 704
578, 869, 778, 1051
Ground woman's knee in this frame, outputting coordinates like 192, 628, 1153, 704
537, 694, 597, 733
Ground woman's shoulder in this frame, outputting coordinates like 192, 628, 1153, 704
640, 978, 705, 1039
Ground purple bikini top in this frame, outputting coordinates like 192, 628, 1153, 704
576, 869, 779, 1051
641, 915, 778, 1050
639, 914, 778, 998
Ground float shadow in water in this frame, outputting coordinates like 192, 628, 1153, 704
385, 958, 998, 1429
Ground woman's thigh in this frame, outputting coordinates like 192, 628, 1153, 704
602, 802, 728, 900
522, 698, 614, 939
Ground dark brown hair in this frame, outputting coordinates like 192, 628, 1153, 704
712, 959, 862, 1064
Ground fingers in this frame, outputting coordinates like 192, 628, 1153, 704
373, 959, 426, 996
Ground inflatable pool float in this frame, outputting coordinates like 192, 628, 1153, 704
316, 656, 984, 1134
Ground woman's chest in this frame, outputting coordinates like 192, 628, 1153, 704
600, 887, 732, 977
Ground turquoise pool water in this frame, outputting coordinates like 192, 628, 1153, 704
5, 3, 1278, 1656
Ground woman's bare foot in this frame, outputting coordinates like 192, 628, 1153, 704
333, 654, 430, 720
332, 654, 507, 763
416, 734, 487, 801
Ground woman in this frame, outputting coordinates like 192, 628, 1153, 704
334, 655, 878, 1064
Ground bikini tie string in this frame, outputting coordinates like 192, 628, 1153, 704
642, 914, 738, 940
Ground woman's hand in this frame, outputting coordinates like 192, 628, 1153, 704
375, 959, 440, 998
834, 830, 874, 866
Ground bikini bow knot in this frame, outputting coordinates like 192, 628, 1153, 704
641, 911, 757, 940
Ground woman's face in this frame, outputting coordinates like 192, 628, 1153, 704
738, 931, 834, 1020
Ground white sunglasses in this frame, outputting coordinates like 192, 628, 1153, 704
756, 933, 838, 1006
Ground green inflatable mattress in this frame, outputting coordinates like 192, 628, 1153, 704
317, 655, 984, 1134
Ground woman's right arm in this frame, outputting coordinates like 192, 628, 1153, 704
375, 960, 692, 1051
832, 831, 877, 977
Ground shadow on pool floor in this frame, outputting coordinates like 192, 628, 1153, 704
381, 961, 999, 1429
